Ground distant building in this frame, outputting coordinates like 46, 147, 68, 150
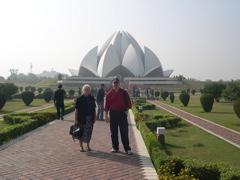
38, 70, 59, 79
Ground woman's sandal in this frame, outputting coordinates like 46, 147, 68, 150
80, 147, 85, 152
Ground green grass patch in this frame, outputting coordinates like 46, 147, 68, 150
158, 93, 240, 133
0, 99, 53, 115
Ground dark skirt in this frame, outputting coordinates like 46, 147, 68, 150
80, 116, 94, 143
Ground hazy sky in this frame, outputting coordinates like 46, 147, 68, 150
0, 0, 239, 81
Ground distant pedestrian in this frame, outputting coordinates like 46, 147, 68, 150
75, 84, 96, 152
96, 84, 105, 120
104, 78, 133, 155
54, 84, 66, 120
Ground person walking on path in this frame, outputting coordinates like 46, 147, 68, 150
104, 78, 133, 155
54, 84, 66, 120
75, 84, 96, 152
96, 84, 105, 120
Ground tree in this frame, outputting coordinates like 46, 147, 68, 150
0, 93, 7, 110
200, 94, 214, 112
233, 98, 240, 119
21, 91, 35, 106
58, 74, 62, 80
0, 83, 18, 100
203, 82, 226, 102
179, 93, 190, 107
221, 82, 240, 102
37, 88, 43, 94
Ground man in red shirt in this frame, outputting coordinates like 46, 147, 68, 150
104, 78, 133, 155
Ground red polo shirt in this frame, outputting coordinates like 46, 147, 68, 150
104, 88, 132, 111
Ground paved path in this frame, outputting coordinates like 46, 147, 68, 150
149, 100, 240, 148
0, 105, 158, 180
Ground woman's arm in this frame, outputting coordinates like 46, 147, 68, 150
74, 108, 79, 125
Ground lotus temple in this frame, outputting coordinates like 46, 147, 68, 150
58, 31, 182, 89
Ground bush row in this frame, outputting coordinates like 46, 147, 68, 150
134, 112, 181, 128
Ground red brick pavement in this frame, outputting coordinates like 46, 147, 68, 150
0, 111, 154, 180
149, 100, 240, 148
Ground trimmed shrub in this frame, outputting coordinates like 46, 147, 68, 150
35, 94, 44, 99
68, 89, 75, 97
12, 94, 21, 99
161, 91, 169, 101
191, 89, 196, 95
170, 92, 175, 103
0, 92, 7, 110
37, 88, 43, 94
21, 91, 35, 106
154, 90, 160, 98
200, 94, 214, 112
179, 93, 190, 107
134, 113, 150, 127
233, 98, 240, 118
43, 91, 53, 102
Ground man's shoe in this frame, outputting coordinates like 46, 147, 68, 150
111, 148, 118, 153
127, 150, 133, 155
86, 147, 91, 151
61, 116, 64, 120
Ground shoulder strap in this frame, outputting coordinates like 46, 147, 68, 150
121, 89, 128, 110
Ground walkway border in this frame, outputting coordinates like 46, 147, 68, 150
129, 110, 158, 180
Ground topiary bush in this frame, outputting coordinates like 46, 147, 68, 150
170, 92, 175, 103
43, 91, 53, 102
161, 91, 169, 101
233, 98, 240, 118
179, 93, 190, 107
200, 94, 214, 112
154, 90, 160, 98
21, 91, 35, 106
0, 92, 7, 110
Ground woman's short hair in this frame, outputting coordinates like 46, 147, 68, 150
82, 84, 91, 93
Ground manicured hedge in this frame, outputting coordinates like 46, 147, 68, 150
135, 116, 240, 180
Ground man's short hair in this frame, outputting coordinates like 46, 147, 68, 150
112, 78, 119, 83
101, 84, 104, 86
58, 84, 62, 88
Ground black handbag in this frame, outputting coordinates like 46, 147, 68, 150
69, 124, 82, 141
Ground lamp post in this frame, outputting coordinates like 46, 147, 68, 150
157, 127, 165, 145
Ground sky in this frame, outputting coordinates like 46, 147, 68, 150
0, 0, 240, 81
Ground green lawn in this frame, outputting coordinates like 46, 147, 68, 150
0, 99, 53, 115
157, 93, 240, 133
138, 97, 240, 170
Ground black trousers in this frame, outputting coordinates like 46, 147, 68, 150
56, 103, 65, 119
109, 110, 131, 152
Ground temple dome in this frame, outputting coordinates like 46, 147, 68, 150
69, 31, 173, 78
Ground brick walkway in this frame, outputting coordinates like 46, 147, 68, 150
0, 104, 158, 180
149, 100, 240, 148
